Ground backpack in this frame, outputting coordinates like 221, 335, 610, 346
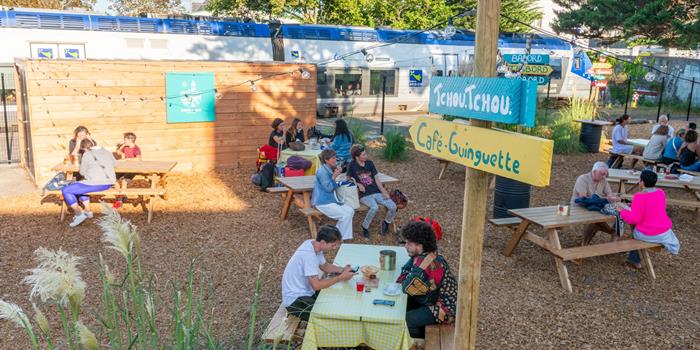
42, 172, 75, 196
287, 155, 312, 170
259, 162, 275, 191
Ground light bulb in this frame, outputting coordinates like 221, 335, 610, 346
365, 53, 375, 63
497, 64, 509, 74
644, 72, 656, 82
300, 69, 311, 79
250, 81, 257, 91
443, 19, 456, 38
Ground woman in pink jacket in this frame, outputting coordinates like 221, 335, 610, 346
615, 170, 680, 269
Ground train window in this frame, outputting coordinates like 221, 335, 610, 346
333, 72, 363, 97
369, 70, 397, 96
550, 57, 562, 80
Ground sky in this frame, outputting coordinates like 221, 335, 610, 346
93, 0, 192, 14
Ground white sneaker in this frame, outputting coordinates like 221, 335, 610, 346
84, 211, 94, 219
69, 213, 88, 228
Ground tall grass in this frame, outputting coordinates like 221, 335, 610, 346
382, 128, 407, 161
346, 117, 369, 145
0, 205, 273, 349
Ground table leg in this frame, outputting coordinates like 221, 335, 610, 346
160, 174, 169, 200
280, 189, 294, 220
502, 220, 531, 257
546, 228, 573, 292
640, 249, 656, 279
437, 161, 449, 180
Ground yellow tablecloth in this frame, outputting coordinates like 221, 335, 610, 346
301, 244, 413, 350
279, 148, 322, 176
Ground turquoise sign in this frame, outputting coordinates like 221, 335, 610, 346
504, 54, 549, 65
166, 72, 216, 123
429, 77, 538, 127
519, 75, 549, 85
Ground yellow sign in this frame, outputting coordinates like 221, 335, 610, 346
591, 62, 612, 69
507, 64, 554, 76
409, 117, 554, 187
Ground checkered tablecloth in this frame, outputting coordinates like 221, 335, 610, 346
301, 244, 413, 350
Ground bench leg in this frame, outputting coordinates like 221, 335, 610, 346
308, 217, 318, 239
641, 249, 656, 279
502, 220, 530, 257
547, 228, 573, 293
60, 200, 67, 222
147, 196, 155, 223
280, 189, 294, 221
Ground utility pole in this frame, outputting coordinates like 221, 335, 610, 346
454, 1, 500, 349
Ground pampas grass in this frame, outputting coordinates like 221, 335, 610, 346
24, 247, 86, 308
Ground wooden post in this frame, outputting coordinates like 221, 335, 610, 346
454, 1, 500, 349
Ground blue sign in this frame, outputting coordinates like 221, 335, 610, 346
166, 72, 216, 123
504, 54, 549, 65
291, 50, 300, 58
64, 48, 80, 59
38, 48, 53, 59
571, 50, 593, 81
409, 69, 423, 87
519, 75, 549, 85
429, 77, 538, 127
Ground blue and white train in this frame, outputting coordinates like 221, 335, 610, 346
0, 8, 589, 116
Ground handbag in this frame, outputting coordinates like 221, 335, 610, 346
390, 189, 408, 209
42, 172, 75, 196
288, 141, 305, 151
334, 181, 360, 209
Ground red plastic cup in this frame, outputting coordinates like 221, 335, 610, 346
356, 280, 365, 292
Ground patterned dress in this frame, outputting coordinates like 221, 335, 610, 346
396, 252, 457, 323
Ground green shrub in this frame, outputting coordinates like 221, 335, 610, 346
382, 128, 407, 161
346, 118, 368, 145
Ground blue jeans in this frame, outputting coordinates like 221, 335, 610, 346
61, 183, 112, 206
359, 192, 397, 229
681, 161, 700, 172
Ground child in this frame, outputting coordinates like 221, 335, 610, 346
615, 170, 680, 269
116, 132, 141, 160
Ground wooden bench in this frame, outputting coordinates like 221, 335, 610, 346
619, 193, 700, 209
261, 304, 302, 346
488, 217, 523, 227
300, 204, 398, 239
553, 239, 662, 278
266, 186, 289, 194
679, 169, 700, 176
43, 187, 165, 223
425, 324, 455, 350
607, 152, 646, 169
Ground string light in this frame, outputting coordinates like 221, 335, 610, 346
250, 81, 257, 91
299, 68, 311, 79
443, 18, 456, 39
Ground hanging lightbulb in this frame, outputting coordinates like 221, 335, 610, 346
443, 18, 456, 38
361, 49, 374, 63
644, 71, 656, 82
250, 81, 257, 91
299, 68, 311, 79
215, 89, 222, 100
497, 63, 509, 74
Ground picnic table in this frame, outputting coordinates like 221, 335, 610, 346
279, 148, 322, 176
276, 173, 399, 235
607, 168, 700, 209
301, 243, 413, 350
500, 206, 660, 292
627, 138, 649, 148
48, 160, 177, 222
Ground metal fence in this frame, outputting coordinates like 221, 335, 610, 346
1, 71, 20, 164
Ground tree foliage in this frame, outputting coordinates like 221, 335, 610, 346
109, 0, 184, 16
553, 0, 700, 48
208, 0, 543, 33
4, 0, 95, 10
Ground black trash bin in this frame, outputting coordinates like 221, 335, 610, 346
576, 120, 611, 153
493, 176, 531, 218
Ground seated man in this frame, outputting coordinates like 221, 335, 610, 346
397, 220, 457, 339
281, 225, 354, 321
651, 114, 674, 138
571, 161, 619, 244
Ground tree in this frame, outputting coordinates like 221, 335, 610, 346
109, 0, 184, 16
552, 0, 700, 48
3, 0, 95, 10
208, 0, 542, 34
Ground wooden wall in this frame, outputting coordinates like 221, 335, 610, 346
14, 59, 317, 184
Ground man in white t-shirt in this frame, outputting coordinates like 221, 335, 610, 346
651, 114, 675, 138
282, 225, 354, 320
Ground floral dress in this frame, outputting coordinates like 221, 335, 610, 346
396, 252, 457, 323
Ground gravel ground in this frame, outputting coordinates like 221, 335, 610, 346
0, 121, 698, 349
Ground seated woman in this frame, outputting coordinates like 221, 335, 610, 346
347, 144, 396, 238
642, 125, 669, 161
611, 114, 643, 155
285, 118, 305, 146
68, 125, 96, 160
312, 149, 355, 240
268, 118, 286, 150
678, 130, 700, 172
61, 139, 117, 227
615, 170, 680, 269
661, 128, 686, 165
329, 119, 354, 168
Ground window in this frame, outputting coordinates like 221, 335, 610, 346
369, 70, 397, 96
333, 72, 363, 97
